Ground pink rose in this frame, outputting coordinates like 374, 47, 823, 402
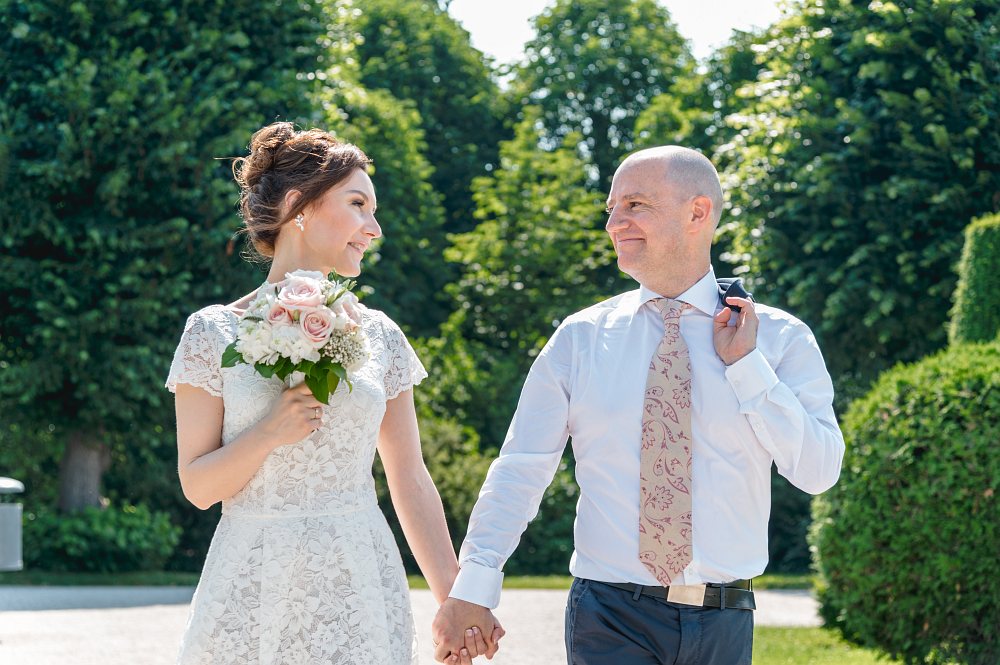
266, 302, 294, 326
278, 276, 324, 309
300, 307, 335, 347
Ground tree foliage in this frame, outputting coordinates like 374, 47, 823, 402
420, 109, 617, 449
345, 0, 505, 234
636, 28, 764, 159
513, 0, 693, 189
319, 81, 450, 337
0, 0, 328, 511
723, 0, 1000, 392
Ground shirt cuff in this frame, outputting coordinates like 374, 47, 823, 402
448, 561, 504, 609
724, 348, 779, 404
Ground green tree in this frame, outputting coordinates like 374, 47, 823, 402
0, 0, 327, 513
634, 27, 767, 270
723, 0, 1000, 394
513, 0, 693, 189
635, 28, 764, 161
421, 109, 617, 449
318, 81, 450, 337
346, 0, 505, 234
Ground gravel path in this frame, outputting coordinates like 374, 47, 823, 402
0, 586, 820, 664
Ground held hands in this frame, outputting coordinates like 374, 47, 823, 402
713, 296, 759, 366
432, 598, 505, 663
256, 383, 325, 449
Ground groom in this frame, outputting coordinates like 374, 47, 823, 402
433, 146, 845, 664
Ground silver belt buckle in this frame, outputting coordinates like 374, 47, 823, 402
666, 584, 707, 606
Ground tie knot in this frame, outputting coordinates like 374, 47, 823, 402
653, 298, 689, 322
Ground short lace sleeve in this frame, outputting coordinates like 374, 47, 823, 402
165, 308, 225, 397
380, 314, 428, 400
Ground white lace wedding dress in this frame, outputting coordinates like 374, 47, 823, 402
165, 302, 426, 664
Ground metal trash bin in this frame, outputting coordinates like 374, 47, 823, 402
0, 477, 25, 571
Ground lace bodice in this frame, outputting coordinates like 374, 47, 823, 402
165, 303, 427, 516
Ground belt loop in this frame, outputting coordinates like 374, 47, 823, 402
719, 583, 727, 610
632, 585, 643, 601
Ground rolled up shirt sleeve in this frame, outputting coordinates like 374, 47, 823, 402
449, 324, 575, 608
724, 324, 845, 495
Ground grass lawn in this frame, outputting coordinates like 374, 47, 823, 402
1, 570, 814, 590
406, 572, 815, 591
755, 627, 883, 664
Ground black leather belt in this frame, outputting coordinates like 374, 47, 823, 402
596, 579, 756, 610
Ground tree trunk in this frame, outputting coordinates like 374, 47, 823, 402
57, 431, 110, 513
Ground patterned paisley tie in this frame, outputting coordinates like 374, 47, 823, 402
639, 298, 694, 586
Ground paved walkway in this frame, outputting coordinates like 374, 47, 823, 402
0, 586, 819, 664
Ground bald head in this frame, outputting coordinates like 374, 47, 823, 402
618, 146, 724, 226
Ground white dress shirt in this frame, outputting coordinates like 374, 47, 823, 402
449, 268, 845, 609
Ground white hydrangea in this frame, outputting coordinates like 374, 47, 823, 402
236, 320, 276, 365
271, 324, 320, 364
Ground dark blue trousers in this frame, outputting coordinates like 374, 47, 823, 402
564, 578, 754, 665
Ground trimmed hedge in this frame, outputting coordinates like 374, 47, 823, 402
950, 214, 1000, 344
811, 341, 1000, 665
23, 503, 181, 573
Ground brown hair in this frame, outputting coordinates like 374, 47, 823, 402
233, 122, 371, 259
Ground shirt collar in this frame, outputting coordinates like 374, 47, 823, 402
635, 267, 719, 317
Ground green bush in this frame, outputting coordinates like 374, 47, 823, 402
811, 341, 1000, 665
503, 462, 577, 575
376, 416, 493, 572
376, 415, 578, 575
23, 503, 181, 573
766, 470, 812, 573
950, 214, 1000, 344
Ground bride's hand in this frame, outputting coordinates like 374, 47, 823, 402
256, 383, 325, 448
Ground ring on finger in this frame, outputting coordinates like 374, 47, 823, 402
314, 407, 321, 419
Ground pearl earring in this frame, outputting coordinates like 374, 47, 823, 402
294, 213, 305, 231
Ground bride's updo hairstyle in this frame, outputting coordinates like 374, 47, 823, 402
233, 121, 371, 259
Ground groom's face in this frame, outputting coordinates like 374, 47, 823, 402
605, 161, 691, 282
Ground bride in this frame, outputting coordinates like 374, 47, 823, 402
165, 122, 502, 664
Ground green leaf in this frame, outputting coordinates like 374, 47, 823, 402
331, 364, 351, 393
305, 371, 330, 405
254, 362, 276, 379
221, 342, 243, 367
326, 370, 341, 398
274, 363, 293, 382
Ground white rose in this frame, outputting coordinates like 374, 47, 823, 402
246, 290, 275, 319
331, 293, 362, 331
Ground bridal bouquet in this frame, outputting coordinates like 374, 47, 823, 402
221, 270, 369, 404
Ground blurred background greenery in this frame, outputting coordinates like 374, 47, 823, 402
1, 0, 997, 662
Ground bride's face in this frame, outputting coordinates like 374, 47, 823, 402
301, 169, 381, 277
